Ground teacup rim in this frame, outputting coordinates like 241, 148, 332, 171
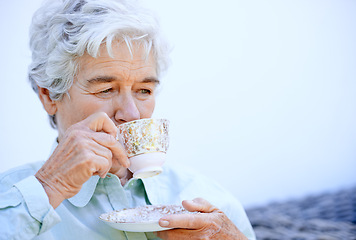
116, 118, 169, 128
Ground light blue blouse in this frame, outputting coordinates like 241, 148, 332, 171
0, 159, 255, 240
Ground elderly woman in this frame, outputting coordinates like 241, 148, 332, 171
0, 0, 255, 239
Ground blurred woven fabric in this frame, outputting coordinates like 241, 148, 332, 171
246, 186, 356, 240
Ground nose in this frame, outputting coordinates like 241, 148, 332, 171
113, 92, 140, 124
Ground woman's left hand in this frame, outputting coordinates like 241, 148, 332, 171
156, 198, 248, 240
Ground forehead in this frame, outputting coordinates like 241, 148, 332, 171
76, 42, 157, 82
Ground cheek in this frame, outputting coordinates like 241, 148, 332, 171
66, 97, 105, 123
138, 98, 156, 118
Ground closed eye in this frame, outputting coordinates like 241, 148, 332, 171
101, 88, 113, 94
94, 88, 115, 98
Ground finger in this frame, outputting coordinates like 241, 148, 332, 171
88, 139, 113, 161
156, 228, 195, 240
159, 213, 207, 230
89, 154, 112, 178
80, 113, 129, 167
73, 149, 112, 178
89, 142, 114, 177
111, 167, 130, 182
156, 222, 224, 240
84, 112, 117, 137
182, 198, 218, 213
107, 141, 130, 168
90, 132, 130, 168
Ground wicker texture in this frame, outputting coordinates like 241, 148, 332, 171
246, 186, 356, 240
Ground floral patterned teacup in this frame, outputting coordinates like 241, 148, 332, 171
117, 118, 169, 179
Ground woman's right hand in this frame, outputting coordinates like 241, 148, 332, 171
35, 112, 130, 208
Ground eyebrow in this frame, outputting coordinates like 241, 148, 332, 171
140, 77, 160, 85
86, 76, 160, 85
86, 76, 117, 84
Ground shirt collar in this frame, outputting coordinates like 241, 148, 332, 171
66, 167, 171, 208
68, 175, 100, 207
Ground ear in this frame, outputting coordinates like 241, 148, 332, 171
38, 87, 57, 116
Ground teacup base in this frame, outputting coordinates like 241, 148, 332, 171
129, 152, 166, 179
133, 166, 163, 179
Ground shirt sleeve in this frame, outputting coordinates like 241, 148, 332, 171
178, 175, 256, 240
143, 165, 256, 240
0, 176, 61, 239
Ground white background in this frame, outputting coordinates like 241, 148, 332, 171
0, 0, 355, 208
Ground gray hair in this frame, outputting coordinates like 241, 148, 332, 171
28, 0, 170, 128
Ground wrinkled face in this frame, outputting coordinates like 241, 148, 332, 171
54, 42, 158, 140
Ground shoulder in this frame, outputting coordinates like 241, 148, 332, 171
0, 161, 44, 191
144, 162, 238, 206
158, 163, 256, 239
164, 163, 237, 203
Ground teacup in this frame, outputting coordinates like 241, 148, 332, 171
117, 118, 169, 179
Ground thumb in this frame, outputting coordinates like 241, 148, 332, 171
182, 198, 218, 213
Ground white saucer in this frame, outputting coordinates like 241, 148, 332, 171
99, 218, 172, 232
99, 205, 194, 232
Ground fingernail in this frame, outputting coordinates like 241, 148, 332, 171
125, 158, 130, 168
159, 219, 169, 227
